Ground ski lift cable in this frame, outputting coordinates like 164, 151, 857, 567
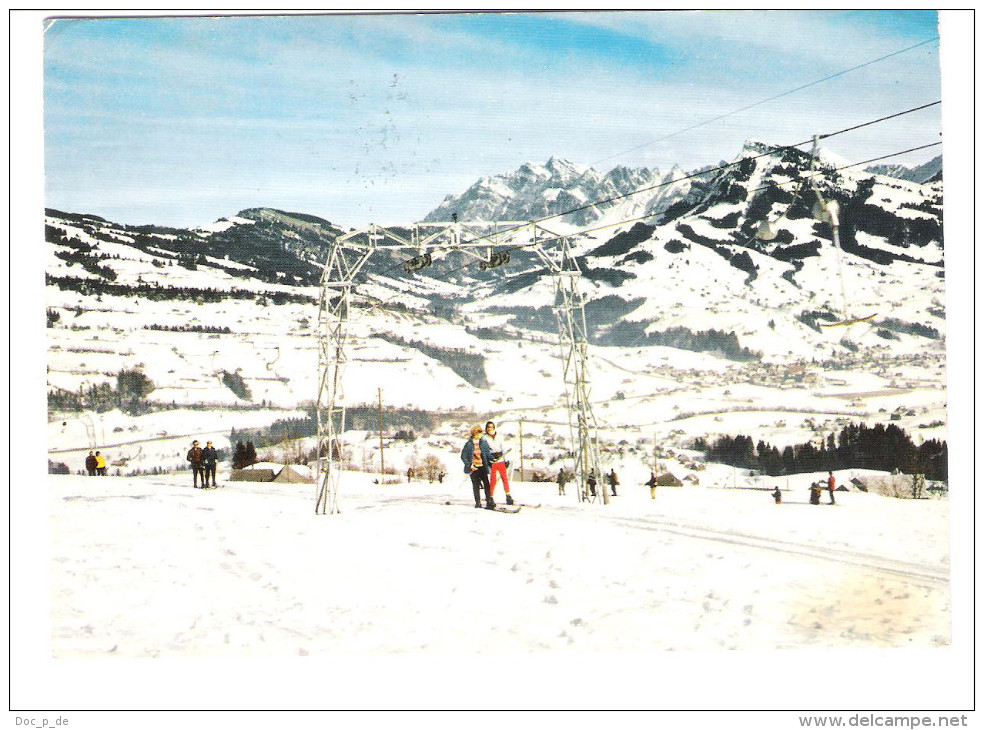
345, 135, 941, 323
461, 140, 944, 265
366, 101, 940, 282
584, 38, 940, 170
361, 137, 943, 315
427, 101, 943, 269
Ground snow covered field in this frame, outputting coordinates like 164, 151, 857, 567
48, 471, 950, 659
14, 461, 967, 718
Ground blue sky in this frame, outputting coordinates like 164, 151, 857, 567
42, 10, 944, 228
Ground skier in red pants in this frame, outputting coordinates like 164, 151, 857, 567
484, 421, 514, 506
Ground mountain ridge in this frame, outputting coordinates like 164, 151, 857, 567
44, 139, 944, 365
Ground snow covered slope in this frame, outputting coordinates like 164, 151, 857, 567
49, 470, 949, 658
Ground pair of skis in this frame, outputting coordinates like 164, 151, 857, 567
443, 500, 540, 514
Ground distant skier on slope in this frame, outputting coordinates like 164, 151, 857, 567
587, 470, 598, 498
607, 469, 619, 497
484, 421, 515, 506
827, 471, 836, 505
460, 425, 494, 510
809, 481, 823, 505
645, 471, 658, 500
557, 468, 569, 496
772, 486, 782, 504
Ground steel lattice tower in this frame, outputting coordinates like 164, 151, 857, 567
315, 221, 607, 514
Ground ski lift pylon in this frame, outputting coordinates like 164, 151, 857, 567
807, 135, 877, 330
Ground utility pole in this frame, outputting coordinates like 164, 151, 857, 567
378, 387, 385, 483
519, 418, 524, 481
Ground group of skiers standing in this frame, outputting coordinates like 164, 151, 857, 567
556, 468, 621, 498
84, 451, 107, 476
186, 439, 219, 489
771, 471, 836, 505
459, 421, 514, 510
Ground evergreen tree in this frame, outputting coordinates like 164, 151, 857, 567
232, 441, 248, 469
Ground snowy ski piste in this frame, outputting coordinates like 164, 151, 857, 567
50, 469, 949, 658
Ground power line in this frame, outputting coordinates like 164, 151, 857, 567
342, 103, 942, 317
510, 140, 943, 254
587, 37, 941, 169
355, 136, 942, 316
430, 113, 941, 282
352, 137, 942, 329
523, 101, 941, 231
351, 98, 939, 293
819, 101, 941, 141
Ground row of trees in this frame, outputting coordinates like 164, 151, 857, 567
47, 369, 155, 416
45, 274, 318, 307
695, 422, 947, 481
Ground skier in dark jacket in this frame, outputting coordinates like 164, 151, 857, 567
187, 440, 204, 488
645, 471, 658, 500
557, 468, 569, 496
201, 441, 218, 488
460, 425, 494, 509
85, 451, 97, 476
772, 486, 782, 504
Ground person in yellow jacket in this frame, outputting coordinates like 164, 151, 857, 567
94, 451, 107, 476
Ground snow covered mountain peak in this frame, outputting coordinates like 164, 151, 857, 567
424, 156, 670, 225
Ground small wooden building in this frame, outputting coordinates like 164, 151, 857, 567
656, 471, 683, 487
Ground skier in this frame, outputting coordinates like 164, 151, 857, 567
827, 471, 836, 505
406, 467, 414, 483
460, 425, 494, 510
95, 451, 107, 476
607, 469, 620, 497
202, 441, 218, 488
645, 471, 658, 500
771, 486, 782, 504
85, 451, 97, 476
809, 481, 822, 505
484, 421, 514, 506
187, 440, 204, 488
587, 470, 598, 498
557, 468, 568, 496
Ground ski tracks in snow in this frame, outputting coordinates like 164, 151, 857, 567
602, 512, 949, 588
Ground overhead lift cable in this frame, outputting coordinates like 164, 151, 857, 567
396, 100, 942, 275
350, 137, 942, 331
349, 104, 941, 318
427, 135, 942, 285
586, 37, 940, 170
